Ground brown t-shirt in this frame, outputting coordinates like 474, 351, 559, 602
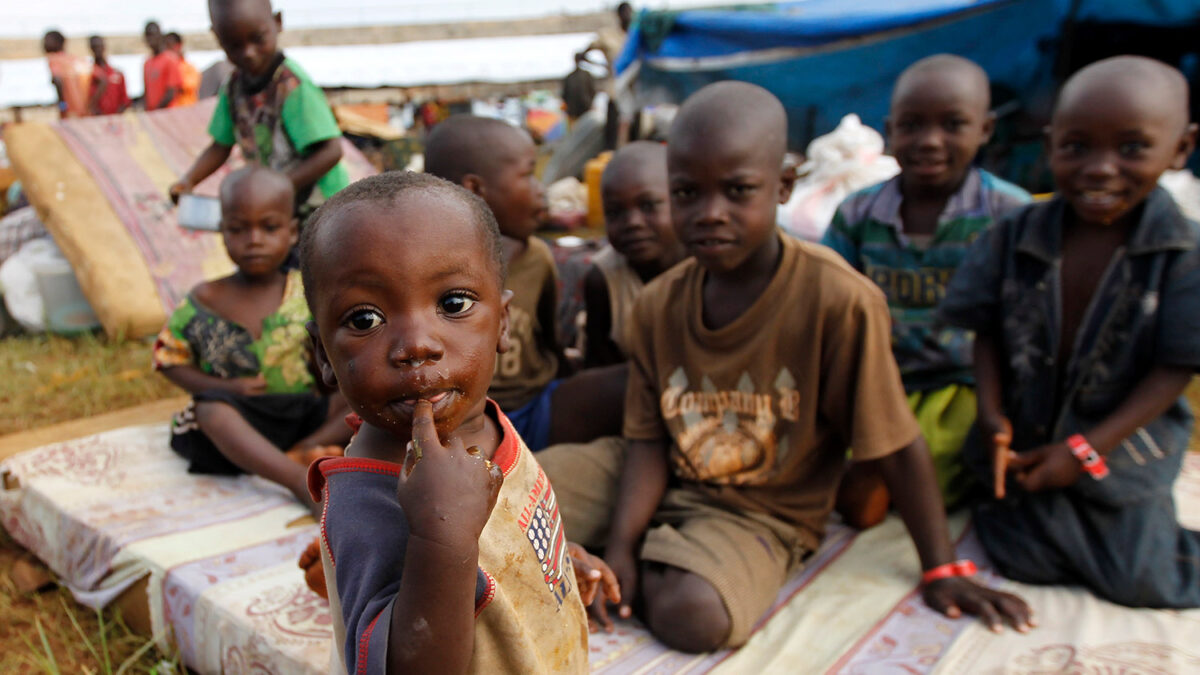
592, 245, 645, 359
624, 233, 920, 548
491, 237, 560, 411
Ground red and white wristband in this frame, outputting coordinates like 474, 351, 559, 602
921, 559, 978, 586
1066, 434, 1110, 480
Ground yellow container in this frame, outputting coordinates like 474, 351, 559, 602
584, 151, 613, 229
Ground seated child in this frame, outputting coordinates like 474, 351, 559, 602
424, 115, 625, 449
299, 171, 616, 673
939, 56, 1200, 608
583, 141, 685, 368
153, 167, 348, 511
539, 81, 1033, 652
822, 54, 1031, 518
169, 0, 349, 218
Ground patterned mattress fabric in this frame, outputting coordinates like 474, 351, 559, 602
2, 426, 1199, 674
4, 102, 376, 338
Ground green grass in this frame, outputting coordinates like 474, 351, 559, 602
0, 333, 178, 436
0, 528, 184, 674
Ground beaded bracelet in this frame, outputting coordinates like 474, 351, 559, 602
921, 559, 978, 586
1066, 434, 1110, 480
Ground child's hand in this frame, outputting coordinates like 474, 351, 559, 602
567, 542, 621, 632
1006, 442, 1082, 492
396, 400, 504, 548
229, 374, 267, 396
595, 548, 638, 630
168, 179, 193, 205
297, 537, 327, 599
980, 415, 1013, 499
924, 576, 1035, 633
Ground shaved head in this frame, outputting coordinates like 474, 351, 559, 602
220, 165, 294, 212
424, 115, 530, 185
669, 81, 788, 166
893, 54, 990, 113
1055, 56, 1190, 131
602, 141, 667, 189
208, 0, 273, 22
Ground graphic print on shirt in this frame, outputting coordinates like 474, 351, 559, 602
660, 367, 801, 483
517, 465, 573, 606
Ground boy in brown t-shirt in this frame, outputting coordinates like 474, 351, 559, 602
425, 115, 625, 450
540, 82, 1033, 651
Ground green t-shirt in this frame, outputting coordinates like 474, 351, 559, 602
208, 56, 349, 204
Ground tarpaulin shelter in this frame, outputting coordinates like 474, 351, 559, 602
615, 0, 1200, 185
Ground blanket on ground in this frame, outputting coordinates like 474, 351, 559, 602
2, 425, 1198, 674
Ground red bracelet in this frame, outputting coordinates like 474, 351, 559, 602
921, 559, 978, 586
1066, 434, 1109, 480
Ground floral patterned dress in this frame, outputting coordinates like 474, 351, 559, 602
153, 269, 314, 393
153, 270, 328, 474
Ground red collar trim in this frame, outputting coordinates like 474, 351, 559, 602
310, 399, 518, 492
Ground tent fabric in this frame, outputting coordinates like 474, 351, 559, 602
617, 0, 1200, 73
623, 0, 1062, 150
616, 0, 1014, 71
616, 0, 1200, 152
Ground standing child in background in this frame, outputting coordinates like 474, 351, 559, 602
43, 30, 89, 119
299, 172, 616, 674
939, 56, 1200, 608
583, 141, 684, 368
153, 167, 348, 513
88, 35, 131, 116
142, 21, 181, 111
822, 54, 1031, 521
170, 0, 348, 219
424, 115, 626, 450
540, 81, 1033, 652
165, 32, 201, 107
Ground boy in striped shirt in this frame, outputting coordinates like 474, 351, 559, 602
822, 54, 1030, 521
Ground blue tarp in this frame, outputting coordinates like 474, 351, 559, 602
622, 0, 1061, 149
614, 0, 1013, 72
618, 0, 1200, 155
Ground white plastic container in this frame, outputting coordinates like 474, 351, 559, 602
33, 258, 100, 334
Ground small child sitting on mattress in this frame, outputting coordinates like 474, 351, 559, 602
153, 166, 349, 512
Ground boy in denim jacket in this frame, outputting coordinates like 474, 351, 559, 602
940, 56, 1200, 607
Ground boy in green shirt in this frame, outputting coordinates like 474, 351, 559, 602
170, 0, 348, 218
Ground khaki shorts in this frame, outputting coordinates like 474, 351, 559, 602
539, 437, 809, 646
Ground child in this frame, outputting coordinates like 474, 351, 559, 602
299, 171, 616, 673
539, 81, 1033, 652
165, 32, 201, 107
822, 54, 1031, 517
169, 0, 349, 218
142, 21, 181, 111
424, 115, 625, 450
153, 167, 347, 512
939, 56, 1200, 608
583, 141, 684, 367
43, 30, 89, 119
88, 36, 131, 116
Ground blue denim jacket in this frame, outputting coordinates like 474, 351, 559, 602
939, 188, 1200, 505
